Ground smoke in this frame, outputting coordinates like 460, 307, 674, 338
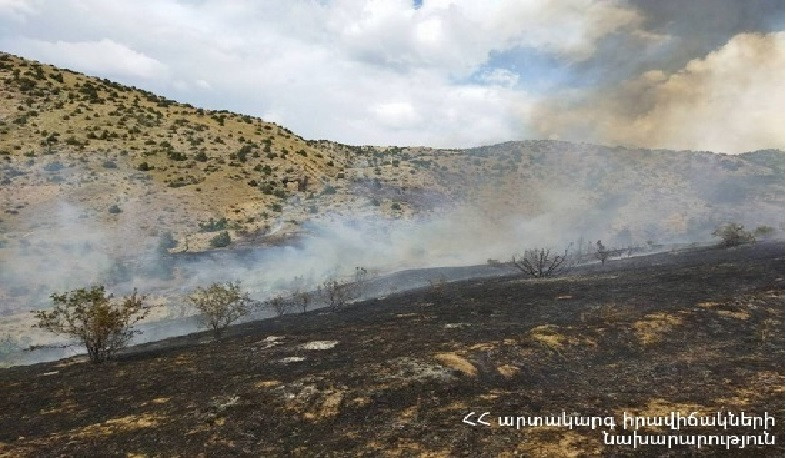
1, 141, 783, 366
531, 31, 785, 154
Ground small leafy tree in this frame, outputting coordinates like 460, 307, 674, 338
712, 223, 754, 247
512, 247, 572, 277
187, 282, 251, 339
33, 286, 150, 363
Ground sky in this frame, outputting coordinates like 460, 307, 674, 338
0, 0, 783, 153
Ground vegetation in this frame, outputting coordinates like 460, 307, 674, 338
292, 290, 311, 314
199, 217, 228, 232
264, 295, 293, 317
511, 247, 572, 277
595, 240, 609, 265
187, 282, 251, 339
712, 223, 755, 247
209, 231, 231, 248
158, 231, 178, 252
32, 286, 150, 363
322, 277, 358, 309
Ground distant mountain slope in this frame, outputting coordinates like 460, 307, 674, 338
0, 51, 782, 255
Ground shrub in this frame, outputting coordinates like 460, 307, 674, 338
187, 282, 251, 339
137, 161, 154, 171
210, 231, 231, 248
199, 217, 228, 232
158, 231, 177, 252
43, 161, 64, 172
32, 286, 150, 363
511, 247, 572, 277
712, 223, 754, 247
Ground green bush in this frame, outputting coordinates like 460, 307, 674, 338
137, 161, 154, 171
199, 217, 228, 232
210, 231, 231, 248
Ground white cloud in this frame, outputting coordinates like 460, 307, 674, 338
11, 38, 169, 79
371, 102, 421, 129
0, 0, 779, 152
0, 0, 37, 21
479, 69, 519, 87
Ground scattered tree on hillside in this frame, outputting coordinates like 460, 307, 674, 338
712, 223, 754, 247
32, 286, 150, 363
512, 247, 572, 277
187, 282, 251, 339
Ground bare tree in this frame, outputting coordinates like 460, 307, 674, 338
353, 266, 369, 299
33, 286, 150, 363
265, 295, 294, 317
322, 277, 357, 309
288, 275, 312, 314
291, 289, 311, 314
187, 282, 251, 339
511, 248, 571, 277
595, 240, 609, 265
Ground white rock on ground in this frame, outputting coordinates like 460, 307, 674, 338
300, 341, 339, 350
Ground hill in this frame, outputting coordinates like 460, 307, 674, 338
0, 51, 783, 254
0, 243, 782, 456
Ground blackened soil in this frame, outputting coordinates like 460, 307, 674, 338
0, 243, 783, 457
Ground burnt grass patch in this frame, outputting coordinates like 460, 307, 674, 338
0, 242, 783, 457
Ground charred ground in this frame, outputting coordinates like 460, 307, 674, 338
0, 242, 783, 457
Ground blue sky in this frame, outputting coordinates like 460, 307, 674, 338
0, 0, 782, 153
